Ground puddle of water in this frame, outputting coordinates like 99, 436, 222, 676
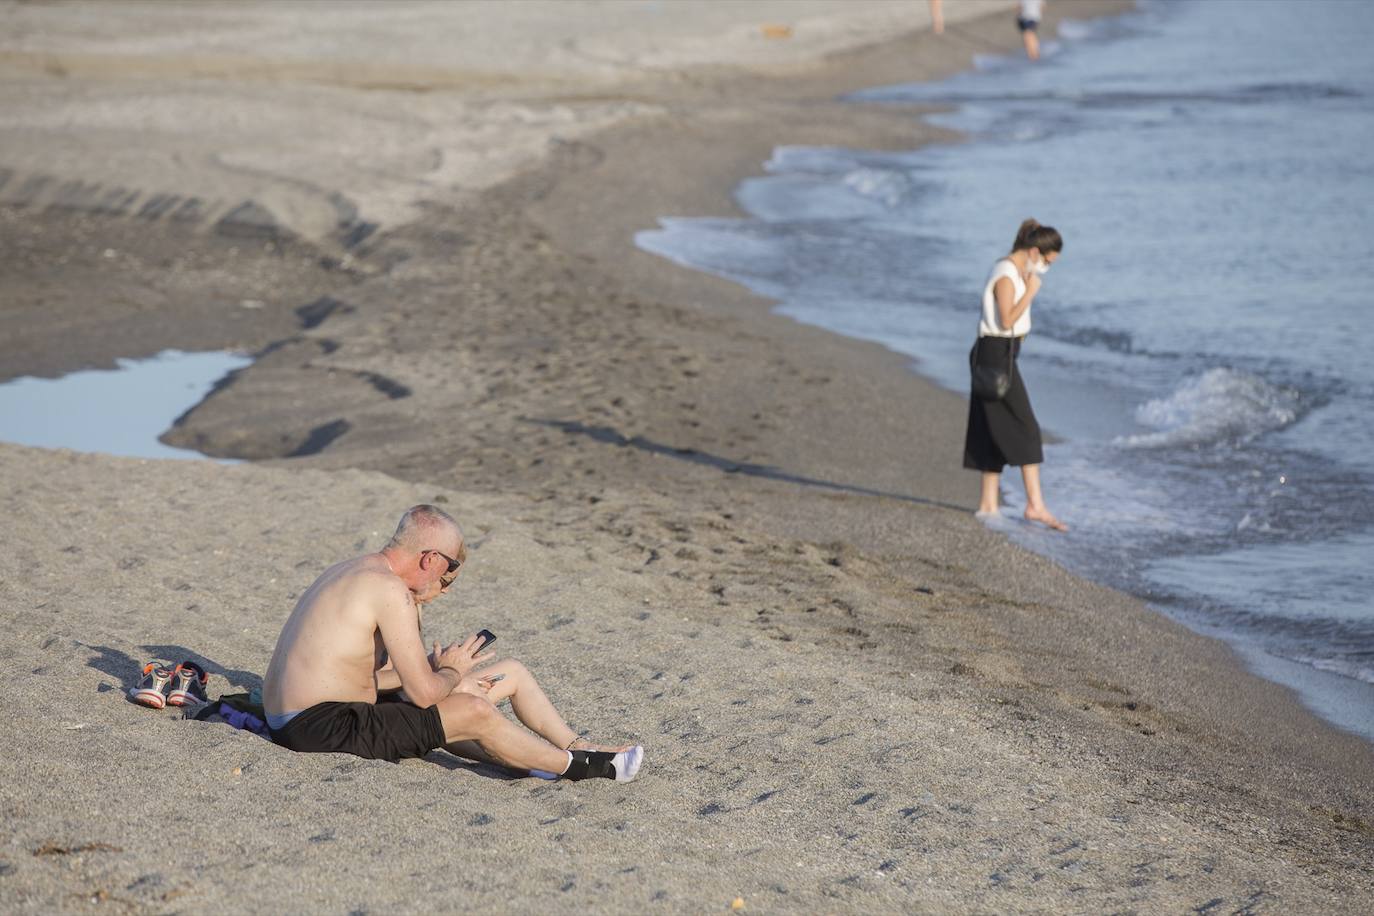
0, 349, 252, 460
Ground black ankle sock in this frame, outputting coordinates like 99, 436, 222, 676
562, 750, 616, 780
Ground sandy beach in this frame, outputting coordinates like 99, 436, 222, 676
2, 1, 1372, 912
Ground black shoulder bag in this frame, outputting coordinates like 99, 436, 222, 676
970, 335, 1014, 401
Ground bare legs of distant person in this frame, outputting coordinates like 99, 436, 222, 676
440, 658, 630, 773
1022, 26, 1041, 61
929, 0, 944, 34
978, 467, 1067, 531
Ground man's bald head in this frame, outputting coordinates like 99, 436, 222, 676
386, 504, 465, 561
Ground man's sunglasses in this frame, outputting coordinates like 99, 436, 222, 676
428, 549, 463, 587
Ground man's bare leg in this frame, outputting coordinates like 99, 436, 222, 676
1020, 463, 1068, 531
439, 682, 643, 781
444, 740, 496, 765
482, 659, 631, 753
438, 693, 570, 773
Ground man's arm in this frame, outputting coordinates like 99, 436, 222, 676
374, 581, 460, 707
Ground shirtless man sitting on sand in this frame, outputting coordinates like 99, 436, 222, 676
262, 504, 643, 782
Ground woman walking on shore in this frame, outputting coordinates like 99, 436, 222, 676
964, 218, 1067, 531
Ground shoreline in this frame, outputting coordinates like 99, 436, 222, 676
3, 1, 1372, 911
586, 7, 1374, 744
521, 0, 1374, 750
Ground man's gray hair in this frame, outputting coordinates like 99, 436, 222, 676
387, 504, 463, 557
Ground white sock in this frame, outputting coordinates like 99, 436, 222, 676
612, 745, 644, 783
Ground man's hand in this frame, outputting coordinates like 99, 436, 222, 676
432, 634, 495, 679
455, 673, 497, 698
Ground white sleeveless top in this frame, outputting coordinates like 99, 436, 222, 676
979, 258, 1030, 338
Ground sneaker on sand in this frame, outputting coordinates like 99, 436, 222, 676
129, 662, 174, 709
167, 661, 209, 708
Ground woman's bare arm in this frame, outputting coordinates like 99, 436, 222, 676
995, 273, 1040, 331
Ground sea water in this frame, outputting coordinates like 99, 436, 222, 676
0, 349, 252, 460
638, 0, 1374, 740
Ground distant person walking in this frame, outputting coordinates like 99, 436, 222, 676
964, 219, 1067, 531
1018, 0, 1044, 60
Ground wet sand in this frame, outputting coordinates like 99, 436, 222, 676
2, 1, 1371, 912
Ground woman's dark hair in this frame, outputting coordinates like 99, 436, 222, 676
1012, 218, 1063, 254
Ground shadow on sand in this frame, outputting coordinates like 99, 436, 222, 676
527, 418, 967, 513
84, 642, 262, 695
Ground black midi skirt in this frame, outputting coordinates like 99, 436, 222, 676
963, 335, 1044, 472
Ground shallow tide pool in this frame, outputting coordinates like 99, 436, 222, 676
0, 349, 252, 460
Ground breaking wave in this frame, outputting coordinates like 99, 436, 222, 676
1116, 368, 1303, 448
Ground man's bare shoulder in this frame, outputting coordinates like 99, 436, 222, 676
334, 554, 401, 588
312, 554, 413, 617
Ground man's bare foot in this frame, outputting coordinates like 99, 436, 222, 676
568, 737, 632, 753
1025, 506, 1068, 531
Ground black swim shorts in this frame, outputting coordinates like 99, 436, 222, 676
1017, 17, 1039, 32
269, 695, 446, 763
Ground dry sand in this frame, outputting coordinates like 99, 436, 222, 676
2, 1, 1372, 912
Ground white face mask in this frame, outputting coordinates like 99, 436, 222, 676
1029, 254, 1051, 276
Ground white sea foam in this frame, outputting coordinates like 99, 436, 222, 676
765, 145, 858, 175
1115, 368, 1301, 448
634, 218, 785, 296
839, 168, 911, 208
972, 53, 1016, 72
1056, 19, 1095, 42
1292, 654, 1374, 686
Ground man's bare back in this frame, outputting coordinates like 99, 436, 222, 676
262, 553, 409, 719
259, 504, 644, 782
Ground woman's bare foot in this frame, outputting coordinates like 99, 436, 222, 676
568, 737, 632, 753
1024, 506, 1068, 531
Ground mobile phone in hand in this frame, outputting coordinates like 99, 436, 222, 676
486, 673, 506, 684
475, 628, 497, 650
